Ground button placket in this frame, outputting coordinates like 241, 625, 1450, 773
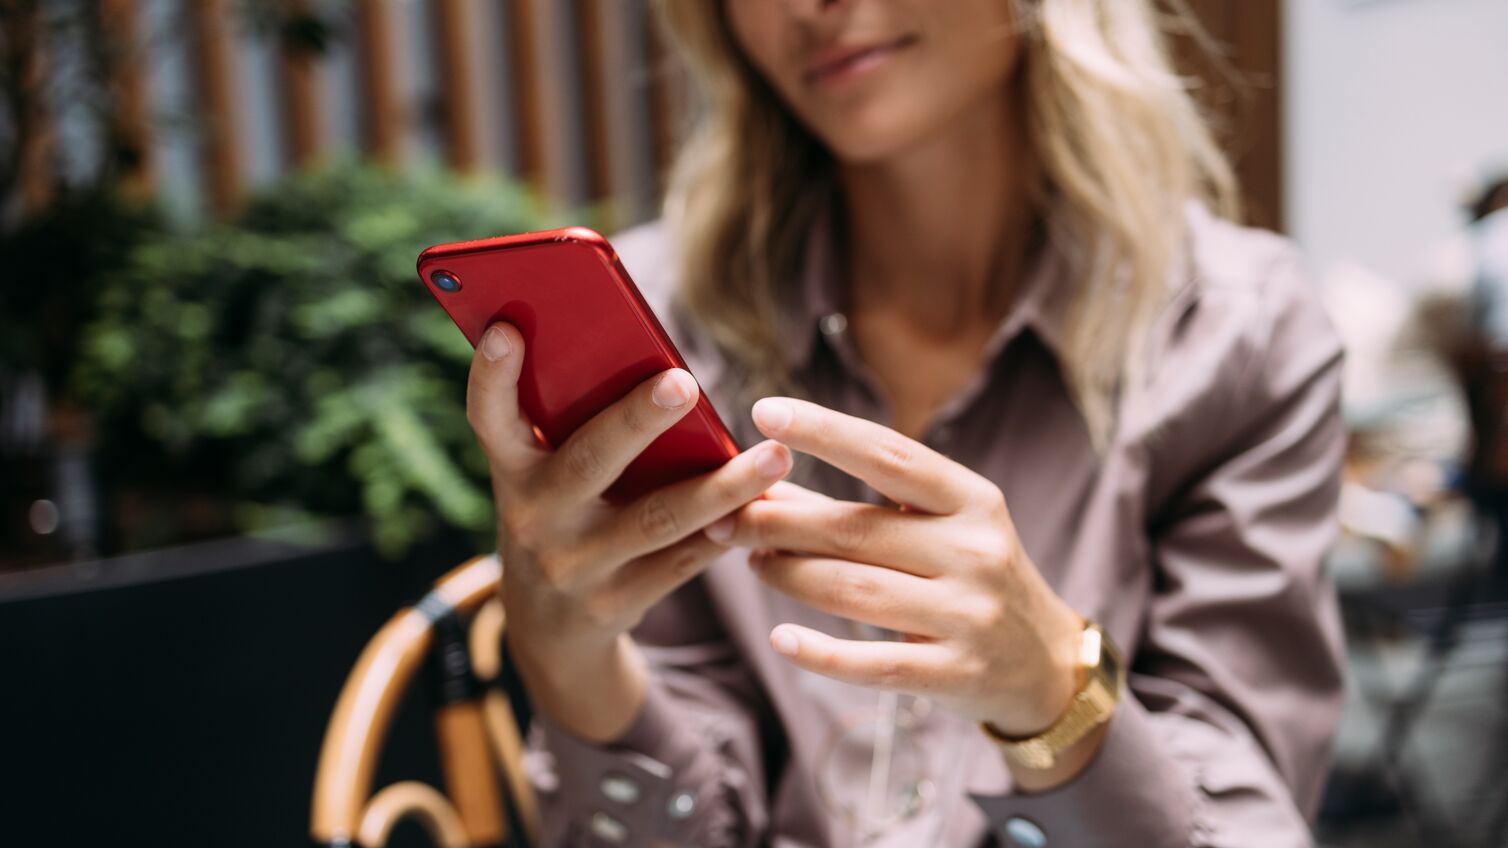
599, 771, 641, 805
667, 789, 696, 820
589, 810, 630, 843
1002, 815, 1047, 847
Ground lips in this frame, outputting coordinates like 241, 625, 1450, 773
804, 34, 919, 86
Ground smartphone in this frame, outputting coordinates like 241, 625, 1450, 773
418, 227, 740, 502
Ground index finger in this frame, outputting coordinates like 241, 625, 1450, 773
749, 398, 977, 514
466, 322, 548, 474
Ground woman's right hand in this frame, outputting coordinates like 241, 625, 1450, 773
466, 322, 792, 741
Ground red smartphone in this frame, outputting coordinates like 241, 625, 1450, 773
417, 226, 740, 502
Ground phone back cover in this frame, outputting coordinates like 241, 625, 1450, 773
419, 231, 739, 501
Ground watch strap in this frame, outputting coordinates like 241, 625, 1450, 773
981, 621, 1124, 771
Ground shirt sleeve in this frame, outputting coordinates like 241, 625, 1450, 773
972, 250, 1348, 847
525, 572, 774, 847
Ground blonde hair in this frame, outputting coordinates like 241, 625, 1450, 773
653, 0, 1238, 445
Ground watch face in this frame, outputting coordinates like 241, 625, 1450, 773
1079, 626, 1104, 668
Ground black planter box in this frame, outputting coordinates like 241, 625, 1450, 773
0, 527, 473, 847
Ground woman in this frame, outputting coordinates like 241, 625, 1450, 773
466, 1, 1344, 845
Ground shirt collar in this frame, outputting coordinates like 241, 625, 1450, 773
777, 201, 1075, 371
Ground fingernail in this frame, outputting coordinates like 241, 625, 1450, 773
652, 370, 693, 409
752, 398, 793, 433
705, 516, 735, 543
481, 326, 511, 361
771, 627, 799, 657
754, 443, 788, 479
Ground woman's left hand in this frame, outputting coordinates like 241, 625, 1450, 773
705, 397, 1085, 739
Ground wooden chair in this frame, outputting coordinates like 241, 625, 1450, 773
311, 555, 541, 848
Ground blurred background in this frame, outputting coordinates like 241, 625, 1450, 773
1, 1, 1506, 846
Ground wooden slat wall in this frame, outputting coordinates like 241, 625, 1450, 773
356, 0, 404, 166
99, 0, 154, 197
5, 3, 54, 214
434, 0, 484, 173
506, 0, 580, 204
574, 0, 615, 204
569, 0, 654, 226
186, 0, 242, 214
1171, 0, 1285, 232
644, 11, 691, 192
279, 0, 325, 169
186, 0, 243, 215
9, 1, 1281, 234
504, 0, 545, 192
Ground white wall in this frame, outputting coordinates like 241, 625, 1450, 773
1284, 0, 1508, 285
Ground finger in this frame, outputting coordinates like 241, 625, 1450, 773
610, 532, 730, 621
723, 498, 950, 576
541, 368, 701, 501
749, 553, 956, 637
751, 398, 980, 514
764, 481, 833, 503
467, 322, 548, 475
581, 439, 792, 575
767, 624, 960, 693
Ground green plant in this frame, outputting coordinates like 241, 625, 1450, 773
76, 162, 553, 555
0, 190, 162, 394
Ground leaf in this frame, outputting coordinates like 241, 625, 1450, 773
372, 392, 493, 529
70, 159, 552, 556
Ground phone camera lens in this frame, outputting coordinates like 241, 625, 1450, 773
431, 270, 462, 292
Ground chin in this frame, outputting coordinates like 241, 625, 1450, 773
812, 108, 938, 166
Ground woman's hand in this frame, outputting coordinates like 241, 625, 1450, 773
466, 322, 792, 741
708, 397, 1091, 775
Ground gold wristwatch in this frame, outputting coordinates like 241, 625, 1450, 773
980, 620, 1125, 771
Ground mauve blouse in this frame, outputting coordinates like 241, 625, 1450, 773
522, 202, 1346, 848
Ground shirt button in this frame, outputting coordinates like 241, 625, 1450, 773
598, 772, 640, 805
819, 312, 848, 336
590, 811, 630, 843
1002, 816, 1047, 848
667, 790, 696, 820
